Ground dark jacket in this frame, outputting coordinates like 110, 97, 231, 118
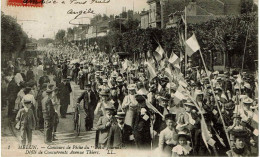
77, 90, 97, 113
59, 82, 72, 103
133, 106, 151, 148
107, 123, 134, 149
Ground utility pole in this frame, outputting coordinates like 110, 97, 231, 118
184, 6, 187, 76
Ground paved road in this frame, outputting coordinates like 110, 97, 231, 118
1, 77, 97, 157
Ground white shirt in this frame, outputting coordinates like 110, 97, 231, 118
159, 127, 178, 150
172, 144, 192, 155
118, 123, 124, 130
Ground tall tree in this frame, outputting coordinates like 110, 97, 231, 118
55, 29, 66, 43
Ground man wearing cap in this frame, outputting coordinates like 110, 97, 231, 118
107, 112, 134, 149
96, 106, 117, 148
59, 78, 72, 118
16, 97, 36, 145
77, 83, 97, 131
42, 89, 55, 143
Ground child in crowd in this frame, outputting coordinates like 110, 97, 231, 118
16, 96, 36, 146
172, 131, 193, 157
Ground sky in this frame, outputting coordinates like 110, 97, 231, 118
2, 0, 149, 39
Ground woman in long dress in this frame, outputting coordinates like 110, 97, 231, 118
121, 84, 138, 127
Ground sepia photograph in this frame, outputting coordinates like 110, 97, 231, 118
1, 0, 259, 157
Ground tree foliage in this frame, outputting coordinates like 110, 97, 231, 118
1, 12, 28, 60
55, 29, 66, 43
85, 13, 257, 71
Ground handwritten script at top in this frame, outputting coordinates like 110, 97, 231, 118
23, 0, 110, 5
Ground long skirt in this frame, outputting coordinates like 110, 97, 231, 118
124, 106, 138, 128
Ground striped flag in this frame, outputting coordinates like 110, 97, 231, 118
185, 34, 200, 56
145, 61, 157, 80
169, 52, 179, 64
154, 45, 165, 61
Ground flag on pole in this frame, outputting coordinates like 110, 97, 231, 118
201, 116, 215, 151
145, 61, 157, 80
169, 52, 179, 64
154, 45, 165, 61
185, 34, 200, 56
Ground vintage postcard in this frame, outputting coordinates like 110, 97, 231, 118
1, 0, 259, 157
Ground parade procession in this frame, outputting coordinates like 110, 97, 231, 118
1, 0, 259, 157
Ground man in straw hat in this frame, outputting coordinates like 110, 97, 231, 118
107, 112, 134, 149
96, 106, 117, 149
94, 88, 115, 116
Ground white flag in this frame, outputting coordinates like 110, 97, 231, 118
185, 34, 200, 56
169, 52, 179, 64
154, 45, 165, 61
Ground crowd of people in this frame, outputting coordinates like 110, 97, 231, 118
2, 45, 258, 157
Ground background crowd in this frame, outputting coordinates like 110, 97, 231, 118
1, 45, 258, 157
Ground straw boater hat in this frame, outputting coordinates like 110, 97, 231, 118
115, 112, 126, 118
177, 131, 190, 140
243, 97, 253, 105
